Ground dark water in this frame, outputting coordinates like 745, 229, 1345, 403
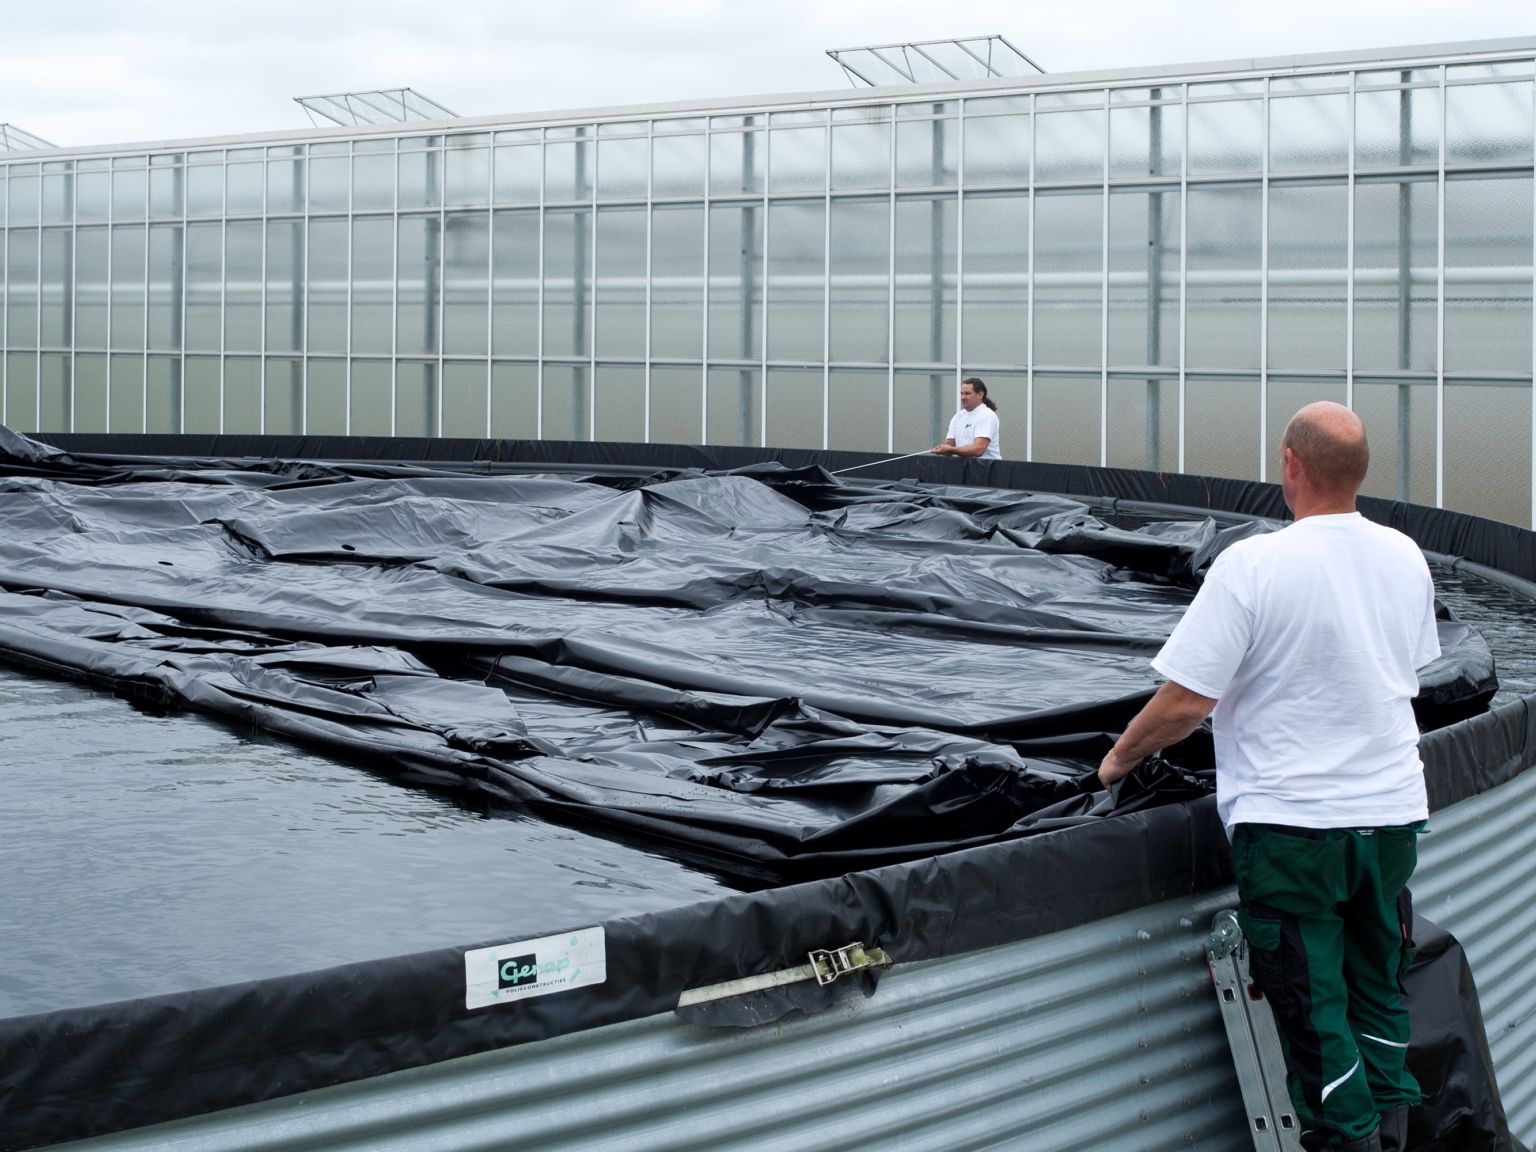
1430, 563, 1536, 708
0, 666, 729, 1020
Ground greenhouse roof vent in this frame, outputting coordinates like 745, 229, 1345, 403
0, 123, 55, 152
295, 88, 459, 128
827, 36, 1045, 88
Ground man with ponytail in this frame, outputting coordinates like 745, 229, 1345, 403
932, 378, 1001, 460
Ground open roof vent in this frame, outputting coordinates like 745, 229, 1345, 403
294, 88, 458, 128
827, 36, 1044, 87
0, 123, 55, 152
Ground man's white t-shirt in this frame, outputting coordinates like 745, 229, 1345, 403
947, 405, 1001, 459
1151, 513, 1439, 833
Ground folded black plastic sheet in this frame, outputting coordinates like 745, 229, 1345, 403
1405, 916, 1529, 1152
0, 429, 1530, 1149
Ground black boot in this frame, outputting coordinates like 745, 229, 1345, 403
1376, 1105, 1409, 1152
1334, 1127, 1382, 1152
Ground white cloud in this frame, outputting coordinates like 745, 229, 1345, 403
1, 0, 1531, 149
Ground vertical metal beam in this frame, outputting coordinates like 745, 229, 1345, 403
574, 128, 591, 441
932, 107, 948, 449
484, 142, 494, 439
588, 130, 597, 442
1530, 72, 1536, 530
259, 163, 268, 436
955, 101, 967, 457
1147, 94, 1165, 472
1100, 88, 1110, 468
345, 147, 354, 435
700, 120, 711, 444
1027, 92, 1036, 461
1345, 71, 1357, 420
1179, 86, 1189, 474
535, 129, 545, 439
1435, 66, 1447, 509
643, 121, 654, 444
175, 164, 186, 435
1259, 76, 1271, 483
886, 106, 897, 452
389, 142, 399, 437
1397, 72, 1414, 501
822, 111, 833, 452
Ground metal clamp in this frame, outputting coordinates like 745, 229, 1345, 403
808, 942, 889, 986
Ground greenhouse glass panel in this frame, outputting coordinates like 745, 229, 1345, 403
307, 218, 349, 354
828, 198, 889, 364
75, 228, 109, 350
1269, 93, 1349, 171
893, 368, 949, 452
73, 354, 107, 433
109, 224, 146, 351
149, 166, 183, 219
1444, 176, 1534, 374
593, 364, 644, 441
6, 229, 38, 348
708, 202, 762, 359
1267, 183, 1348, 371
444, 148, 490, 207
490, 362, 537, 439
893, 195, 956, 365
827, 368, 887, 451
706, 366, 761, 445
442, 211, 490, 356
305, 359, 346, 435
1106, 373, 1178, 471
397, 215, 442, 356
40, 173, 69, 224
767, 200, 825, 362
39, 229, 71, 349
1109, 99, 1181, 179
77, 170, 109, 221
769, 126, 826, 194
309, 156, 349, 212
225, 163, 262, 215
765, 367, 823, 449
182, 222, 220, 352
182, 357, 218, 434
493, 145, 541, 204
266, 219, 303, 353
39, 353, 69, 433
1034, 109, 1103, 183
349, 359, 391, 435
441, 360, 489, 438
395, 360, 437, 437
185, 164, 222, 217
896, 113, 957, 188
491, 210, 539, 357
1032, 374, 1100, 464
351, 216, 395, 355
267, 160, 304, 215
352, 152, 395, 212
831, 111, 891, 191
961, 193, 1029, 368
111, 167, 146, 220
1353, 177, 1438, 373
147, 223, 182, 352
543, 208, 592, 359
1446, 82, 1535, 166
651, 134, 705, 198
595, 206, 647, 358
4, 354, 36, 431
222, 356, 261, 433
545, 135, 593, 203
1188, 100, 1263, 175
1445, 381, 1531, 527
1185, 377, 1260, 479
649, 366, 703, 445
224, 220, 262, 352
1032, 191, 1102, 367
1355, 85, 1439, 169
264, 358, 302, 435
543, 363, 592, 441
709, 125, 764, 196
1107, 188, 1179, 369
398, 150, 442, 210
1356, 380, 1436, 505
964, 113, 1030, 187
1185, 186, 1261, 369
108, 353, 143, 432
597, 137, 648, 202
649, 205, 704, 360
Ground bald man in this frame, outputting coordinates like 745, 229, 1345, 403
1098, 402, 1439, 1152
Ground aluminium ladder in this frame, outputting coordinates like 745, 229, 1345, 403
1206, 909, 1305, 1151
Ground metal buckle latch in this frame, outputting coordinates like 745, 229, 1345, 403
808, 941, 887, 986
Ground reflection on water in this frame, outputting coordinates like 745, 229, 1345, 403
0, 666, 728, 1019
1430, 562, 1536, 708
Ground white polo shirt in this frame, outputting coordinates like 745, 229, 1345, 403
1151, 512, 1439, 832
947, 405, 1001, 459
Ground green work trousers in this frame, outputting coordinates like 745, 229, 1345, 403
1233, 822, 1423, 1148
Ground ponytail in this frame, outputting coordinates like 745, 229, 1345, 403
962, 377, 997, 411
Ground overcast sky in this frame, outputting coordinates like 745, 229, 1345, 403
2, 1, 1532, 150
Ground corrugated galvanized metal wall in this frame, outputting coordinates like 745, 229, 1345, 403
59, 767, 1536, 1152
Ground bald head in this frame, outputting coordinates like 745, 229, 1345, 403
1281, 402, 1369, 497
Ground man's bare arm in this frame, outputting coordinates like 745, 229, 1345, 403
1097, 680, 1217, 787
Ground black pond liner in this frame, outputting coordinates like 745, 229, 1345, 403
1, 429, 1533, 1151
